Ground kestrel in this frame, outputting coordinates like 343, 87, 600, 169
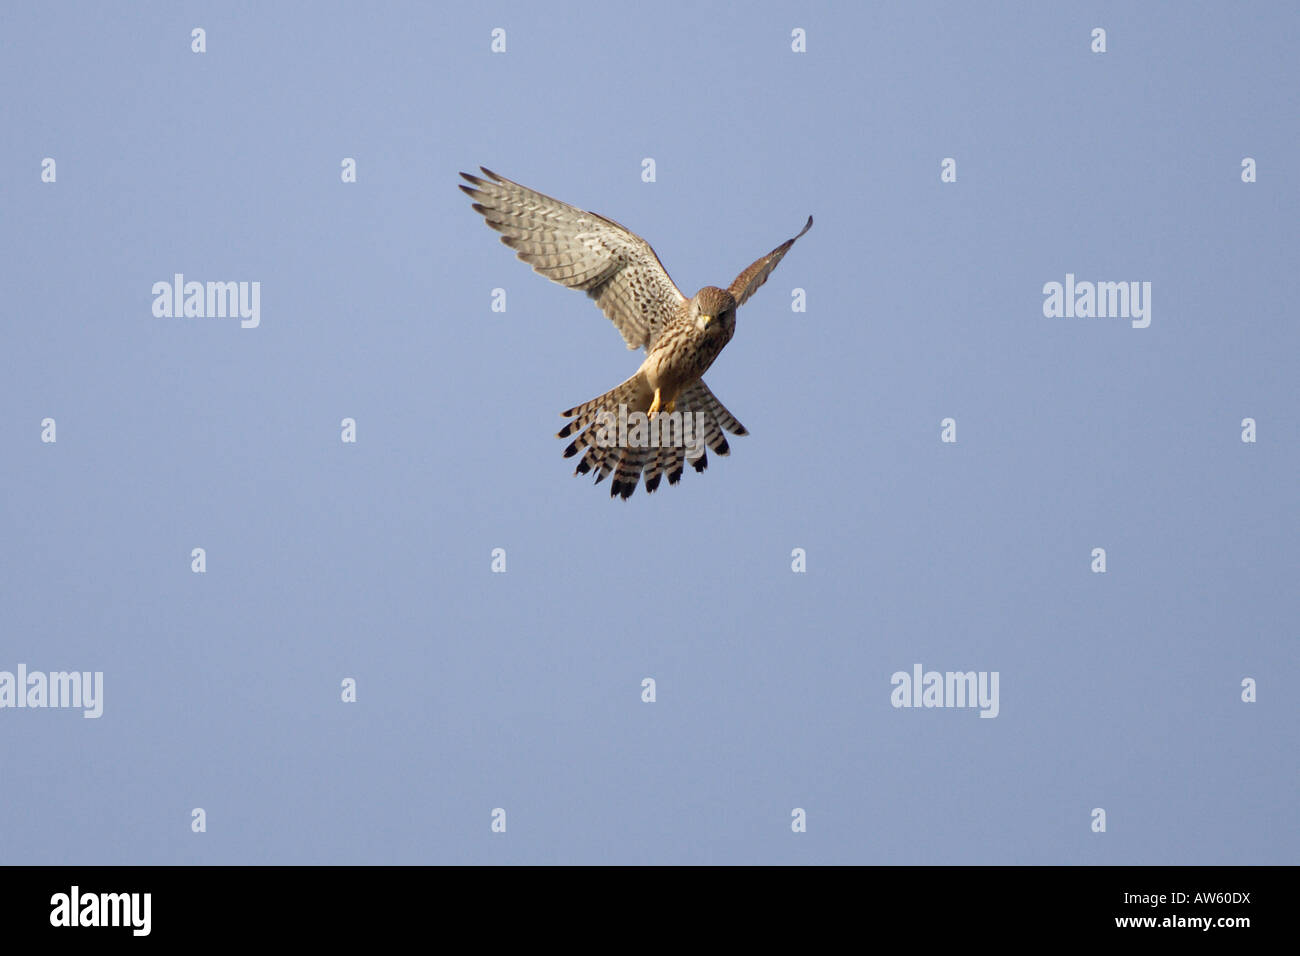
460, 167, 812, 499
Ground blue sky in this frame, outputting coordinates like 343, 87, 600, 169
1, 1, 1295, 864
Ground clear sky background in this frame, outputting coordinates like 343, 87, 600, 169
1, 1, 1295, 864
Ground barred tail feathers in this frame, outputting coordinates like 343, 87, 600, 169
559, 371, 651, 496
558, 375, 745, 499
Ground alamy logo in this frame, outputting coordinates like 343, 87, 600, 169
593, 404, 707, 456
50, 886, 150, 936
1042, 273, 1151, 328
0, 664, 103, 718
890, 664, 999, 718
151, 273, 261, 328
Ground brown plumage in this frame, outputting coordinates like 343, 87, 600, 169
460, 167, 811, 498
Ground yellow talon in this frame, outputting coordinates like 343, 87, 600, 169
648, 390, 675, 420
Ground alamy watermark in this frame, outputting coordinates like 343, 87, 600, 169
1043, 273, 1151, 328
890, 663, 999, 718
591, 404, 707, 457
50, 886, 150, 936
152, 273, 260, 328
0, 664, 103, 718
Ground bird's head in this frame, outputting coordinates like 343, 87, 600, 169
692, 286, 737, 332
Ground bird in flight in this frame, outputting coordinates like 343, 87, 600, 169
460, 167, 811, 498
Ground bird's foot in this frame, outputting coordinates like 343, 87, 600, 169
648, 389, 675, 420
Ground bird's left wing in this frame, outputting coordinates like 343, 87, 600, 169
460, 168, 686, 350
727, 216, 813, 307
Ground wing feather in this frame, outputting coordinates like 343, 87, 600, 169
461, 168, 686, 349
727, 215, 813, 307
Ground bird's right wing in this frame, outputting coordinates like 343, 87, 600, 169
727, 216, 813, 307
461, 168, 686, 350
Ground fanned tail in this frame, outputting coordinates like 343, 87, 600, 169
558, 371, 652, 498
558, 376, 745, 499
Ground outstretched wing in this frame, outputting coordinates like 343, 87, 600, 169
727, 215, 813, 307
460, 167, 686, 350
